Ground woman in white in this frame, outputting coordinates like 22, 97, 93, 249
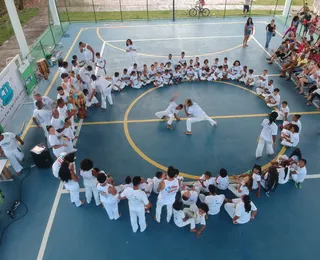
255, 111, 278, 159
120, 176, 151, 233
155, 166, 180, 223
184, 99, 217, 135
80, 158, 101, 206
172, 200, 196, 232
47, 125, 68, 157
199, 185, 225, 215
0, 132, 24, 175
224, 195, 257, 224
126, 39, 137, 65
96, 173, 121, 220
59, 161, 84, 207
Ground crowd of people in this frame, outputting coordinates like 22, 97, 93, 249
1, 16, 316, 235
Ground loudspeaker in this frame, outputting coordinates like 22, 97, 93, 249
30, 146, 53, 169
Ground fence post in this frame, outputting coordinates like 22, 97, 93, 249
146, 0, 149, 20
39, 40, 46, 57
119, 0, 123, 22
173, 0, 175, 21
223, 0, 227, 18
91, 0, 97, 23
63, 0, 71, 23
56, 0, 65, 33
284, 0, 292, 27
273, 0, 279, 17
249, 0, 253, 17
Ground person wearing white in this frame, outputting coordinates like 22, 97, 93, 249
193, 171, 214, 193
155, 166, 180, 223
121, 69, 131, 86
256, 112, 278, 158
95, 52, 106, 77
243, 69, 255, 87
228, 178, 250, 197
256, 80, 274, 96
172, 200, 196, 231
183, 203, 209, 237
78, 66, 92, 90
155, 98, 183, 129
33, 101, 53, 138
52, 152, 76, 179
265, 88, 281, 108
96, 173, 121, 220
165, 54, 176, 67
275, 101, 290, 121
185, 67, 196, 81
184, 99, 217, 134
283, 114, 302, 133
213, 168, 229, 190
33, 93, 54, 110
255, 70, 269, 88
208, 66, 223, 81
111, 72, 126, 91
154, 73, 164, 88
91, 75, 113, 109
79, 42, 94, 66
163, 70, 173, 85
199, 185, 225, 215
228, 61, 243, 80
181, 189, 199, 206
290, 159, 307, 188
57, 86, 69, 103
59, 161, 84, 207
50, 109, 65, 133
47, 126, 68, 157
61, 119, 75, 153
79, 159, 101, 206
125, 39, 137, 65
120, 176, 151, 233
130, 71, 143, 89
0, 132, 24, 174
151, 171, 165, 194
224, 195, 257, 224
280, 124, 300, 147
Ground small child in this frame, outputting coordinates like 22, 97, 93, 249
112, 72, 126, 92
228, 60, 243, 80
154, 61, 159, 73
154, 72, 164, 88
61, 73, 71, 93
183, 203, 209, 237
128, 63, 139, 76
200, 67, 210, 81
228, 176, 251, 197
179, 51, 186, 65
181, 188, 199, 207
158, 63, 165, 75
238, 66, 248, 83
193, 171, 214, 193
116, 176, 133, 193
69, 70, 81, 92
223, 57, 229, 66
193, 57, 200, 67
194, 62, 201, 81
180, 63, 187, 78
152, 171, 166, 194
149, 64, 157, 81
121, 68, 131, 86
83, 89, 99, 107
212, 58, 220, 70
256, 79, 274, 96
189, 59, 194, 67
244, 69, 255, 87
58, 61, 68, 77
163, 70, 173, 85
166, 62, 174, 75
256, 69, 269, 88
185, 66, 195, 81
281, 124, 300, 147
213, 168, 229, 190
140, 70, 152, 86
276, 101, 290, 121
95, 52, 107, 77
130, 71, 143, 89
208, 65, 223, 81
172, 200, 196, 232
71, 60, 79, 76
173, 67, 182, 84
222, 65, 229, 80
199, 185, 225, 215
265, 88, 281, 108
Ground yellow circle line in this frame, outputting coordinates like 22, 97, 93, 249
96, 28, 254, 58
123, 82, 286, 179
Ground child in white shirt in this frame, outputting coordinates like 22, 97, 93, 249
179, 51, 186, 65
213, 168, 229, 190
95, 52, 107, 77
194, 62, 201, 81
71, 59, 79, 76
173, 200, 196, 232
281, 124, 300, 147
183, 203, 209, 237
223, 57, 229, 67
149, 64, 157, 81
173, 68, 182, 84
256, 69, 269, 87
199, 185, 225, 216
228, 60, 243, 80
158, 63, 165, 75
121, 69, 131, 86
154, 72, 164, 88
180, 63, 187, 78
244, 69, 255, 87
222, 65, 229, 80
185, 66, 196, 81
130, 71, 143, 89
238, 66, 248, 83
276, 101, 290, 121
163, 70, 173, 85
265, 88, 281, 107
112, 72, 126, 91
193, 171, 214, 193
140, 71, 152, 85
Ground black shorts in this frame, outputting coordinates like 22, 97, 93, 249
243, 5, 250, 12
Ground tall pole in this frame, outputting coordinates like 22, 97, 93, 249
173, 0, 175, 22
4, 0, 30, 58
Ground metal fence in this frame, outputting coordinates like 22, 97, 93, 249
54, 0, 312, 23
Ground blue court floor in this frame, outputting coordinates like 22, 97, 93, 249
0, 18, 320, 260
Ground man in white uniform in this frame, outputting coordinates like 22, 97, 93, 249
0, 132, 24, 175
155, 166, 180, 223
79, 41, 95, 66
33, 93, 54, 110
120, 176, 152, 233
184, 99, 217, 135
78, 65, 92, 90
290, 159, 307, 188
91, 75, 113, 109
155, 97, 183, 129
32, 101, 52, 138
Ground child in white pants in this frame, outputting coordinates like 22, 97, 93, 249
155, 99, 183, 129
172, 200, 196, 232
112, 72, 126, 91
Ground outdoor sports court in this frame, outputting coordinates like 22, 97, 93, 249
1, 17, 320, 260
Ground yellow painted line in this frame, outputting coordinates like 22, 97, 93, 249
122, 82, 288, 179
96, 28, 255, 58
20, 28, 84, 140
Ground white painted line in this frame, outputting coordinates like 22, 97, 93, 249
73, 119, 84, 146
37, 182, 63, 260
305, 174, 320, 179
252, 36, 271, 57
105, 35, 244, 43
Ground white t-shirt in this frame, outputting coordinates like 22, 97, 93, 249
181, 190, 199, 206
120, 187, 149, 210
57, 105, 68, 119
33, 109, 52, 126
271, 93, 281, 106
205, 194, 225, 215
158, 179, 179, 204
48, 134, 65, 157
292, 120, 302, 133
290, 132, 300, 147
152, 177, 162, 194
179, 57, 186, 64
130, 75, 139, 85
215, 176, 229, 190
57, 92, 69, 103
166, 102, 179, 115
78, 67, 90, 84
96, 57, 106, 68
233, 198, 257, 224
278, 167, 290, 184
187, 103, 206, 117
0, 132, 18, 153
51, 116, 65, 131
80, 169, 95, 181
97, 183, 119, 204
252, 173, 261, 190
295, 166, 307, 182
190, 204, 206, 225
33, 96, 54, 110
173, 209, 186, 226
260, 119, 278, 142
280, 106, 290, 115
155, 76, 164, 85
126, 44, 136, 53
52, 152, 67, 178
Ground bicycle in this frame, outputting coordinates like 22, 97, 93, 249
189, 1, 210, 17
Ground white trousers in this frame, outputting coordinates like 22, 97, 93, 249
175, 218, 196, 229
228, 184, 245, 197
129, 207, 147, 232
281, 140, 294, 147
127, 52, 137, 65
103, 201, 120, 220
155, 111, 174, 125
86, 96, 99, 107
275, 109, 284, 120
154, 82, 164, 88
101, 92, 113, 109
112, 82, 126, 91
96, 67, 106, 77
255, 137, 274, 157
155, 199, 174, 223
256, 87, 265, 95
132, 82, 143, 89
224, 203, 236, 220
4, 148, 24, 173
186, 115, 217, 132
64, 181, 82, 207
84, 181, 101, 206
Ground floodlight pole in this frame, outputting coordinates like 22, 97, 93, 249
173, 0, 175, 21
48, 0, 61, 25
4, 0, 30, 58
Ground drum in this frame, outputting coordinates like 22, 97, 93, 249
37, 58, 50, 80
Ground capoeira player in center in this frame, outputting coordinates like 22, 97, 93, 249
184, 99, 217, 135
155, 96, 183, 129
